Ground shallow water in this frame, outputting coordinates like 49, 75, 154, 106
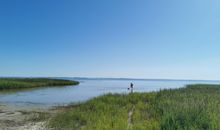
0, 78, 220, 109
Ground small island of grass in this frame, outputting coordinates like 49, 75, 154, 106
0, 78, 79, 90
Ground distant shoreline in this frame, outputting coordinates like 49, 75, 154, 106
69, 77, 220, 82
1, 76, 220, 82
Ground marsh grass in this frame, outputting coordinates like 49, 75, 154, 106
49, 84, 220, 130
0, 78, 79, 90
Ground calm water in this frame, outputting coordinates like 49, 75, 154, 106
1, 78, 220, 109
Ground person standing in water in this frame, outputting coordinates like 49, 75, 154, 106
129, 83, 134, 93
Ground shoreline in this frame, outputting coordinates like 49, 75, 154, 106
0, 101, 76, 130
2, 84, 220, 129
0, 104, 61, 130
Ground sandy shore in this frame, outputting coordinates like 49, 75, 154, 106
0, 104, 58, 130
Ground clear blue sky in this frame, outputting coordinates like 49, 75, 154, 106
1, 0, 220, 80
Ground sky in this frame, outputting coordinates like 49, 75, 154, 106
1, 0, 220, 80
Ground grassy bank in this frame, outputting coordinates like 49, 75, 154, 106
49, 84, 220, 130
0, 78, 79, 90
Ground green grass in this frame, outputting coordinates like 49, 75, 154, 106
48, 84, 220, 130
0, 78, 79, 90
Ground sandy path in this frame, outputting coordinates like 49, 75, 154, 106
127, 105, 135, 130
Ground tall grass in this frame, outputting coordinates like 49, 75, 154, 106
0, 78, 79, 90
48, 84, 220, 130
